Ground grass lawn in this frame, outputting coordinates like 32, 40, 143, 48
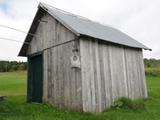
0, 71, 160, 120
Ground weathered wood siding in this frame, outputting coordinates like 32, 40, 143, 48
43, 41, 82, 111
27, 13, 82, 111
80, 38, 147, 112
27, 12, 147, 113
27, 13, 76, 55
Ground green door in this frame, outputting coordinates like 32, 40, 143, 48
27, 54, 43, 103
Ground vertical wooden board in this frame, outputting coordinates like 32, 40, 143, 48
58, 45, 64, 108
56, 46, 60, 107
56, 45, 61, 107
47, 49, 52, 101
136, 50, 142, 98
41, 20, 45, 50
118, 47, 128, 98
102, 43, 112, 108
36, 21, 42, 52
130, 50, 135, 99
80, 39, 91, 112
41, 21, 45, 50
75, 67, 83, 111
131, 49, 141, 99
138, 50, 148, 98
67, 42, 74, 110
59, 25, 66, 43
66, 40, 73, 109
133, 50, 139, 99
62, 44, 68, 107
53, 47, 58, 106
61, 45, 65, 108
58, 24, 67, 108
60, 39, 66, 109
133, 50, 141, 98
32, 27, 38, 53
45, 15, 49, 48
98, 43, 106, 111
30, 36, 37, 54
124, 48, 129, 98
89, 39, 96, 112
55, 22, 60, 45
53, 47, 58, 105
91, 41, 99, 112
135, 49, 144, 98
80, 39, 87, 111
50, 18, 56, 46
129, 49, 135, 99
50, 47, 55, 104
70, 65, 77, 109
87, 40, 92, 112
47, 15, 53, 47
58, 23, 63, 44
63, 41, 71, 108
108, 45, 116, 102
43, 50, 48, 101
130, 50, 136, 98
122, 47, 128, 97
124, 48, 133, 99
93, 40, 102, 112
122, 47, 128, 98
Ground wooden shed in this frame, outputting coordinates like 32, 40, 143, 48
19, 3, 150, 112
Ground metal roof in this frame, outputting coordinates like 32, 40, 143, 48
18, 3, 151, 56
39, 3, 150, 50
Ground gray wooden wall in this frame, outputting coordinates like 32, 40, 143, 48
43, 42, 82, 111
27, 13, 82, 111
80, 38, 147, 112
27, 13, 147, 113
27, 13, 76, 55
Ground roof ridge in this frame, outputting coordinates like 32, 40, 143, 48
39, 2, 90, 21
39, 2, 115, 29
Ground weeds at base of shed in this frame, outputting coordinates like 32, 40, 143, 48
104, 97, 147, 112
42, 101, 94, 116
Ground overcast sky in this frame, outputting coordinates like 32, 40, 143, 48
0, 0, 159, 61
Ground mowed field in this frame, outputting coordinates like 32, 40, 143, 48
0, 71, 160, 120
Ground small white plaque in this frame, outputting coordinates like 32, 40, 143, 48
70, 55, 81, 68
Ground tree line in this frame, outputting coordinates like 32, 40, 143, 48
0, 59, 159, 72
144, 58, 160, 68
144, 58, 160, 77
0, 61, 27, 72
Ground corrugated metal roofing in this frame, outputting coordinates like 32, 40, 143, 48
39, 3, 150, 50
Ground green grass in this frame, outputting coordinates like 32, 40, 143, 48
0, 71, 27, 96
0, 71, 160, 120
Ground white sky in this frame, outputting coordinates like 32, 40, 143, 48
0, 0, 159, 61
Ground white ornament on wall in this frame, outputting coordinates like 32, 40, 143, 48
70, 55, 81, 68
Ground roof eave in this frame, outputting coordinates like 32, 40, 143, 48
79, 34, 151, 51
18, 5, 49, 57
